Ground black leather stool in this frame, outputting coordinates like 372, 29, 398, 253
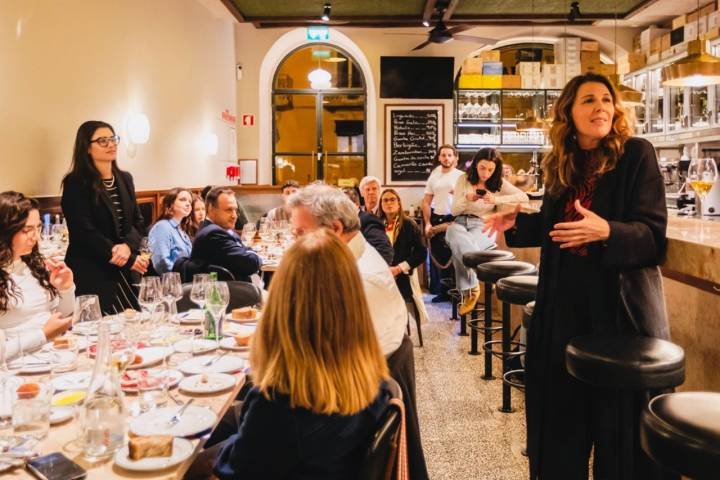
461, 250, 515, 344
503, 300, 535, 392
475, 260, 536, 387
494, 274, 538, 412
640, 392, 720, 480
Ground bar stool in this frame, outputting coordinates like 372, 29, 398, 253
640, 391, 720, 480
503, 300, 535, 392
462, 250, 515, 345
494, 275, 538, 413
475, 260, 536, 387
439, 278, 459, 321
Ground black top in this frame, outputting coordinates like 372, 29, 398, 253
359, 211, 394, 265
191, 219, 261, 282
388, 217, 427, 300
214, 384, 391, 480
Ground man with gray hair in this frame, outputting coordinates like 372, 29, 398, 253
359, 175, 381, 216
288, 184, 407, 355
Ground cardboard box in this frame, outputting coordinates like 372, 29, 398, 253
543, 63, 565, 76
661, 33, 671, 51
673, 14, 686, 30
542, 74, 564, 89
685, 20, 699, 41
673, 42, 689, 55
581, 41, 599, 51
709, 11, 720, 29
633, 33, 642, 53
482, 61, 503, 75
671, 27, 685, 45
555, 37, 581, 62
627, 52, 646, 72
641, 27, 670, 51
502, 75, 521, 89
661, 48, 675, 60
703, 26, 720, 40
565, 63, 582, 79
699, 16, 708, 35
458, 74, 483, 89
482, 74, 502, 88
462, 57, 483, 74
688, 10, 699, 23
517, 61, 541, 77
650, 36, 663, 54
521, 75, 542, 89
700, 2, 716, 17
597, 64, 616, 76
480, 50, 500, 62
555, 51, 581, 64
647, 52, 660, 64
581, 51, 601, 64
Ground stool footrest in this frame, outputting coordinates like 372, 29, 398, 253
502, 369, 525, 391
468, 319, 502, 334
483, 340, 525, 360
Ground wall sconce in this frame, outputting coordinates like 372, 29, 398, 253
201, 132, 219, 156
126, 112, 150, 144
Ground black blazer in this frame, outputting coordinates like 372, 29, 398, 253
389, 217, 427, 299
191, 220, 261, 282
61, 169, 145, 313
359, 211, 394, 265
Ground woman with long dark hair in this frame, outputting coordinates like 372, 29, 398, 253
181, 193, 206, 240
446, 148, 528, 314
0, 192, 74, 360
61, 121, 148, 313
485, 73, 668, 479
148, 188, 193, 274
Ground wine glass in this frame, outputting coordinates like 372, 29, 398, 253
73, 294, 102, 363
138, 237, 152, 267
204, 281, 230, 347
241, 223, 256, 245
687, 157, 718, 202
190, 274, 209, 310
138, 276, 162, 327
161, 272, 183, 323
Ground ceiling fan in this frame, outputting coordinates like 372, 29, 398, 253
387, 21, 498, 51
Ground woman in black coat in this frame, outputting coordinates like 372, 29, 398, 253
378, 188, 427, 300
61, 121, 149, 313
485, 74, 670, 480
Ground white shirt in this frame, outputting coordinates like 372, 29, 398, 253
424, 166, 464, 216
1, 259, 75, 360
451, 175, 529, 217
347, 233, 407, 355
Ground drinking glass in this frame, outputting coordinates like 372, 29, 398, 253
138, 237, 152, 268
49, 337, 79, 374
161, 272, 183, 322
73, 295, 102, 362
687, 157, 718, 200
138, 276, 162, 319
241, 223, 256, 245
138, 369, 169, 412
12, 382, 52, 441
0, 332, 23, 431
205, 281, 229, 347
50, 224, 64, 250
190, 274, 209, 310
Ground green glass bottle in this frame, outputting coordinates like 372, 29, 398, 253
204, 272, 220, 341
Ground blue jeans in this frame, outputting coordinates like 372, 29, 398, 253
445, 216, 497, 291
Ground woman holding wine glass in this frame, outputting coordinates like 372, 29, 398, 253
0, 191, 75, 361
61, 120, 148, 313
483, 73, 668, 479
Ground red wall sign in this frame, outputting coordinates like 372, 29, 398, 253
241, 114, 255, 127
221, 109, 237, 124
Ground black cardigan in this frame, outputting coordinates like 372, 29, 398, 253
389, 217, 427, 300
61, 169, 145, 312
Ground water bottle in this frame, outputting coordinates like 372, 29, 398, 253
204, 272, 219, 341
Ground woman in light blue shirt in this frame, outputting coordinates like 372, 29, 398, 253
149, 188, 193, 274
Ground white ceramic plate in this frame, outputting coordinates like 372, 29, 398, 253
178, 354, 245, 375
129, 405, 217, 438
172, 338, 217, 355
222, 323, 256, 337
50, 406, 74, 425
226, 309, 261, 324
42, 336, 88, 352
52, 371, 91, 391
175, 309, 204, 325
9, 350, 76, 374
128, 347, 173, 370
219, 336, 249, 352
114, 437, 194, 472
179, 373, 237, 394
120, 369, 183, 393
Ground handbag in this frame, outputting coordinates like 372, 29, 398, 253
618, 265, 671, 340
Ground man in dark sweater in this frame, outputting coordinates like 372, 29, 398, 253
191, 187, 261, 282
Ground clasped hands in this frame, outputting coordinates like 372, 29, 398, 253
483, 200, 610, 249
109, 243, 149, 274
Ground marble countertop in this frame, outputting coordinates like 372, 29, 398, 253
664, 213, 720, 285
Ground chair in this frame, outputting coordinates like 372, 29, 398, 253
405, 301, 424, 347
176, 280, 262, 313
359, 378, 404, 480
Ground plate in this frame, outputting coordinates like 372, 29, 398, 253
114, 437, 194, 472
42, 336, 88, 352
178, 354, 245, 375
50, 406, 74, 425
52, 371, 91, 391
129, 405, 217, 438
72, 319, 123, 335
172, 338, 217, 355
8, 351, 76, 374
128, 347, 173, 370
51, 390, 85, 407
88, 340, 150, 357
226, 309, 261, 324
179, 373, 237, 394
219, 336, 249, 352
175, 309, 204, 325
222, 323, 256, 337
120, 369, 183, 393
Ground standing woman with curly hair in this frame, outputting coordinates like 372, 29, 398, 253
0, 192, 75, 360
485, 74, 669, 479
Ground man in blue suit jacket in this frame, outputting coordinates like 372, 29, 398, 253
191, 187, 261, 282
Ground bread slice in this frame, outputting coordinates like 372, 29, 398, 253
231, 307, 257, 320
128, 435, 173, 460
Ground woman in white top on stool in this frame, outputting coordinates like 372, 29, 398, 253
0, 192, 75, 361
446, 148, 528, 315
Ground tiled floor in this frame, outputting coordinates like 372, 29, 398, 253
412, 295, 529, 480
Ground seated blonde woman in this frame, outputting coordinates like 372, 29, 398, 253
212, 229, 391, 479
0, 192, 74, 361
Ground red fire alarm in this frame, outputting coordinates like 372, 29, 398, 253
241, 114, 255, 126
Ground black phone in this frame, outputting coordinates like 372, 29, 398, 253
475, 188, 487, 196
27, 452, 87, 480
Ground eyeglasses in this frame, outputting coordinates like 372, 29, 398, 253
381, 197, 399, 204
90, 135, 120, 147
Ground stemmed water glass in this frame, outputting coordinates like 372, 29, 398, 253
73, 294, 102, 363
0, 332, 23, 433
138, 237, 152, 271
138, 276, 162, 331
161, 272, 183, 323
204, 281, 229, 348
687, 157, 718, 203
241, 223, 256, 245
190, 274, 209, 311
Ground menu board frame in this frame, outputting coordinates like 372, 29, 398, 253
384, 104, 444, 186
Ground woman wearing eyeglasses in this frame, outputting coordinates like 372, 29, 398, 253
61, 121, 148, 313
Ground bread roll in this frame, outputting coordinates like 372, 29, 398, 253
128, 435, 173, 460
231, 307, 257, 320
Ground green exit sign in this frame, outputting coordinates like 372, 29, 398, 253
307, 26, 330, 41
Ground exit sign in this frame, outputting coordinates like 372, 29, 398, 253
307, 26, 330, 41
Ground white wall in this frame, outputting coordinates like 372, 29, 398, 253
0, 0, 237, 196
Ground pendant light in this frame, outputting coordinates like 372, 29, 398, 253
662, 0, 720, 87
609, 0, 644, 106
516, 0, 548, 132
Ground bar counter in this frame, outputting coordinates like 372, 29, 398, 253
499, 210, 720, 392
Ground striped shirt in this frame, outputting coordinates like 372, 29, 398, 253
103, 176, 125, 233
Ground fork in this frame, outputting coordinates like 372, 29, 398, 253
167, 398, 194, 428
201, 351, 228, 368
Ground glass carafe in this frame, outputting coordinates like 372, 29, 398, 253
82, 323, 126, 461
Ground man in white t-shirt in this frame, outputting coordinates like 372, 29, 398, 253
422, 145, 464, 302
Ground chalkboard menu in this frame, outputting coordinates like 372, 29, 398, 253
385, 105, 443, 185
